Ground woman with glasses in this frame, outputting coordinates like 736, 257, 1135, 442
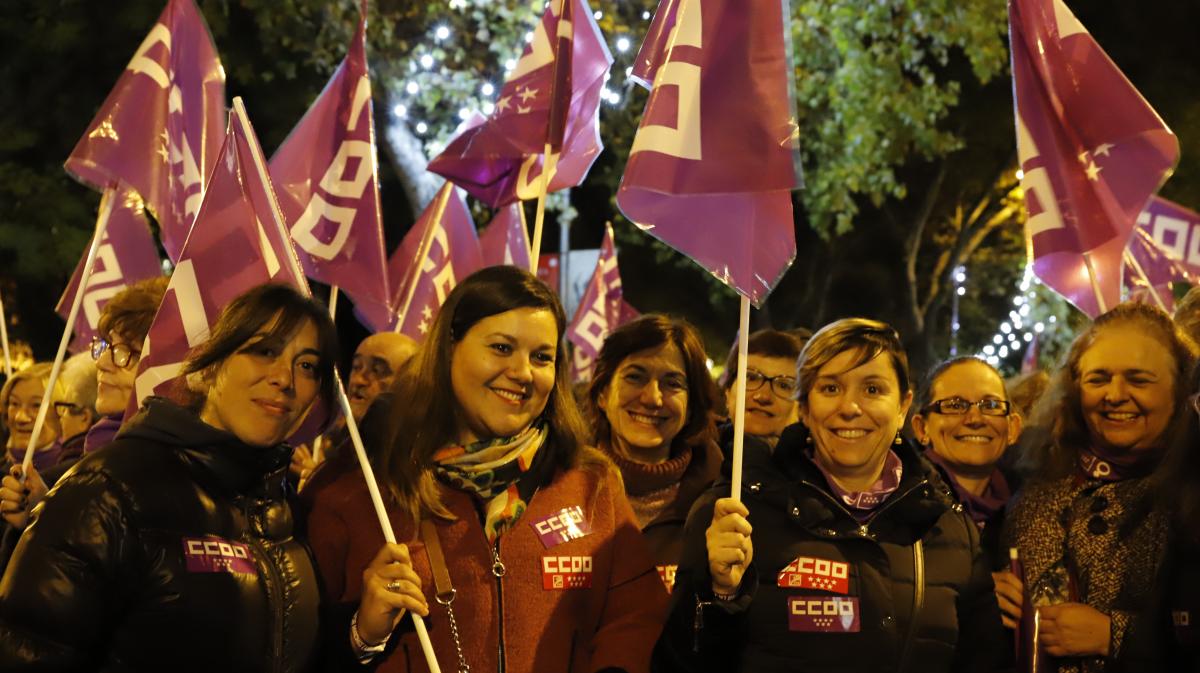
0, 363, 63, 475
657, 318, 1003, 673
995, 303, 1196, 671
0, 283, 338, 672
584, 314, 721, 588
911, 357, 1022, 537
717, 329, 806, 450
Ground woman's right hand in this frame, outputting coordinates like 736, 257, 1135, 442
357, 543, 429, 645
706, 497, 753, 596
991, 570, 1024, 629
0, 464, 48, 530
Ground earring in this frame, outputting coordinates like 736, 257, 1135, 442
894, 433, 903, 445
805, 434, 813, 445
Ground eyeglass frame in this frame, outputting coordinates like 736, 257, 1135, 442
90, 335, 141, 369
922, 397, 1012, 417
53, 401, 87, 417
744, 369, 799, 400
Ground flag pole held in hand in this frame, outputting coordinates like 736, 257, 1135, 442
729, 295, 750, 501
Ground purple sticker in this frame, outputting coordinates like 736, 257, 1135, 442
788, 596, 861, 633
183, 536, 256, 575
530, 505, 592, 549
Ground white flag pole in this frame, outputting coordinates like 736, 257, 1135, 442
232, 98, 442, 673
22, 187, 117, 475
0, 290, 12, 378
729, 295, 751, 502
529, 144, 558, 273
1081, 250, 1108, 315
393, 185, 452, 335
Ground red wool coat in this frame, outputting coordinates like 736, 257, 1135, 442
306, 459, 669, 673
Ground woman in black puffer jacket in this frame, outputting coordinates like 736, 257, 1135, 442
656, 318, 1004, 673
0, 284, 340, 672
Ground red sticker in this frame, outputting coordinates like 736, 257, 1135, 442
542, 555, 593, 590
777, 556, 850, 594
657, 564, 677, 592
788, 596, 861, 633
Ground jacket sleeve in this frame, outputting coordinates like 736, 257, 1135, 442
589, 467, 670, 673
306, 491, 352, 604
951, 512, 1006, 673
0, 469, 139, 671
653, 486, 754, 673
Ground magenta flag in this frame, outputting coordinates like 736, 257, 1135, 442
355, 184, 484, 335
64, 0, 225, 263
269, 16, 391, 311
1011, 0, 1179, 318
132, 105, 306, 410
427, 0, 613, 208
479, 204, 532, 269
56, 189, 163, 353
629, 0, 680, 89
567, 224, 628, 381
1124, 196, 1200, 311
616, 0, 799, 306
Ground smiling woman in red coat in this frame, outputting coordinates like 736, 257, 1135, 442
307, 266, 668, 673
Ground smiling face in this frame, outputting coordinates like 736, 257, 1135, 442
800, 349, 912, 488
6, 378, 59, 451
912, 360, 1020, 478
599, 342, 689, 463
728, 354, 798, 439
199, 318, 323, 447
450, 307, 558, 445
95, 331, 140, 416
1077, 324, 1177, 454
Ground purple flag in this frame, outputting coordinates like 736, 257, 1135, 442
1011, 0, 1179, 318
567, 224, 627, 381
132, 105, 306, 410
355, 184, 484, 335
479, 204, 532, 269
57, 189, 164, 353
64, 0, 225, 263
269, 16, 391, 311
616, 0, 799, 306
427, 0, 613, 207
1125, 196, 1200, 311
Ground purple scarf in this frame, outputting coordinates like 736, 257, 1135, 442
83, 415, 124, 455
1078, 444, 1158, 482
8, 439, 64, 473
924, 449, 1011, 527
811, 448, 904, 521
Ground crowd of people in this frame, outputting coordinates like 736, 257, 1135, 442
0, 266, 1197, 672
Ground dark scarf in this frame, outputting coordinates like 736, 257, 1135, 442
810, 447, 903, 521
924, 448, 1011, 527
1078, 443, 1159, 482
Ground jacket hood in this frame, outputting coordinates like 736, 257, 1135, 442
119, 396, 293, 494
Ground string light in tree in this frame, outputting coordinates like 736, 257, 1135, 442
976, 265, 1058, 369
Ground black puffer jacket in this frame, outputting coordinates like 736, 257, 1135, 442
0, 397, 320, 672
656, 425, 1004, 673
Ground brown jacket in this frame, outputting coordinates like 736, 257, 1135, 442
306, 458, 669, 673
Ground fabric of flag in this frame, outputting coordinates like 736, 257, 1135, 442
1125, 197, 1200, 311
427, 0, 613, 208
132, 105, 305, 411
616, 0, 799, 306
567, 224, 627, 381
1011, 0, 1179, 318
629, 0, 680, 89
64, 0, 225, 264
355, 184, 484, 335
479, 204, 532, 269
56, 189, 163, 353
269, 15, 391, 312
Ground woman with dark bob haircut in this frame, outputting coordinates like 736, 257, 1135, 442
585, 314, 720, 587
657, 318, 1004, 673
306, 266, 668, 673
0, 283, 338, 671
996, 302, 1198, 671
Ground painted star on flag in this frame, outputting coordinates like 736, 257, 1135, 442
517, 86, 538, 103
496, 95, 512, 113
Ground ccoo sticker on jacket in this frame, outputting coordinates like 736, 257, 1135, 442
542, 555, 593, 590
788, 596, 860, 633
530, 505, 592, 549
183, 536, 256, 575
777, 555, 850, 594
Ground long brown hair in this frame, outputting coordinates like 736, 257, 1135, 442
379, 266, 595, 528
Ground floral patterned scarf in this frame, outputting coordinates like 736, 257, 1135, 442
433, 423, 552, 543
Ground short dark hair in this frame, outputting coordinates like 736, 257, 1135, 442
797, 318, 911, 402
98, 276, 169, 345
587, 314, 718, 452
719, 328, 807, 390
182, 284, 338, 407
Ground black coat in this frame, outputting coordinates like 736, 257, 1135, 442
0, 397, 321, 673
656, 425, 1005, 673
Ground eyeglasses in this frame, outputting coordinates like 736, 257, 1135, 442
54, 401, 86, 417
924, 397, 1011, 416
91, 336, 141, 369
745, 369, 798, 400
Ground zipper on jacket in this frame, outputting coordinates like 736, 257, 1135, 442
248, 535, 285, 673
797, 478, 929, 537
491, 538, 507, 673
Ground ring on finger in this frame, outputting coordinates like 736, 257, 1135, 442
386, 579, 404, 593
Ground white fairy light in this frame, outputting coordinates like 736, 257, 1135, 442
643, 10, 652, 19
434, 25, 451, 41
983, 345, 995, 355
481, 82, 495, 96
956, 286, 966, 296
1034, 322, 1045, 333
594, 10, 603, 20
406, 81, 420, 95
1024, 332, 1033, 342
1000, 322, 1011, 334
482, 101, 495, 115
616, 37, 631, 53
987, 356, 1001, 366
993, 335, 1003, 345
392, 103, 407, 118
420, 54, 435, 69
415, 121, 428, 134
458, 108, 471, 121
999, 346, 1009, 358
